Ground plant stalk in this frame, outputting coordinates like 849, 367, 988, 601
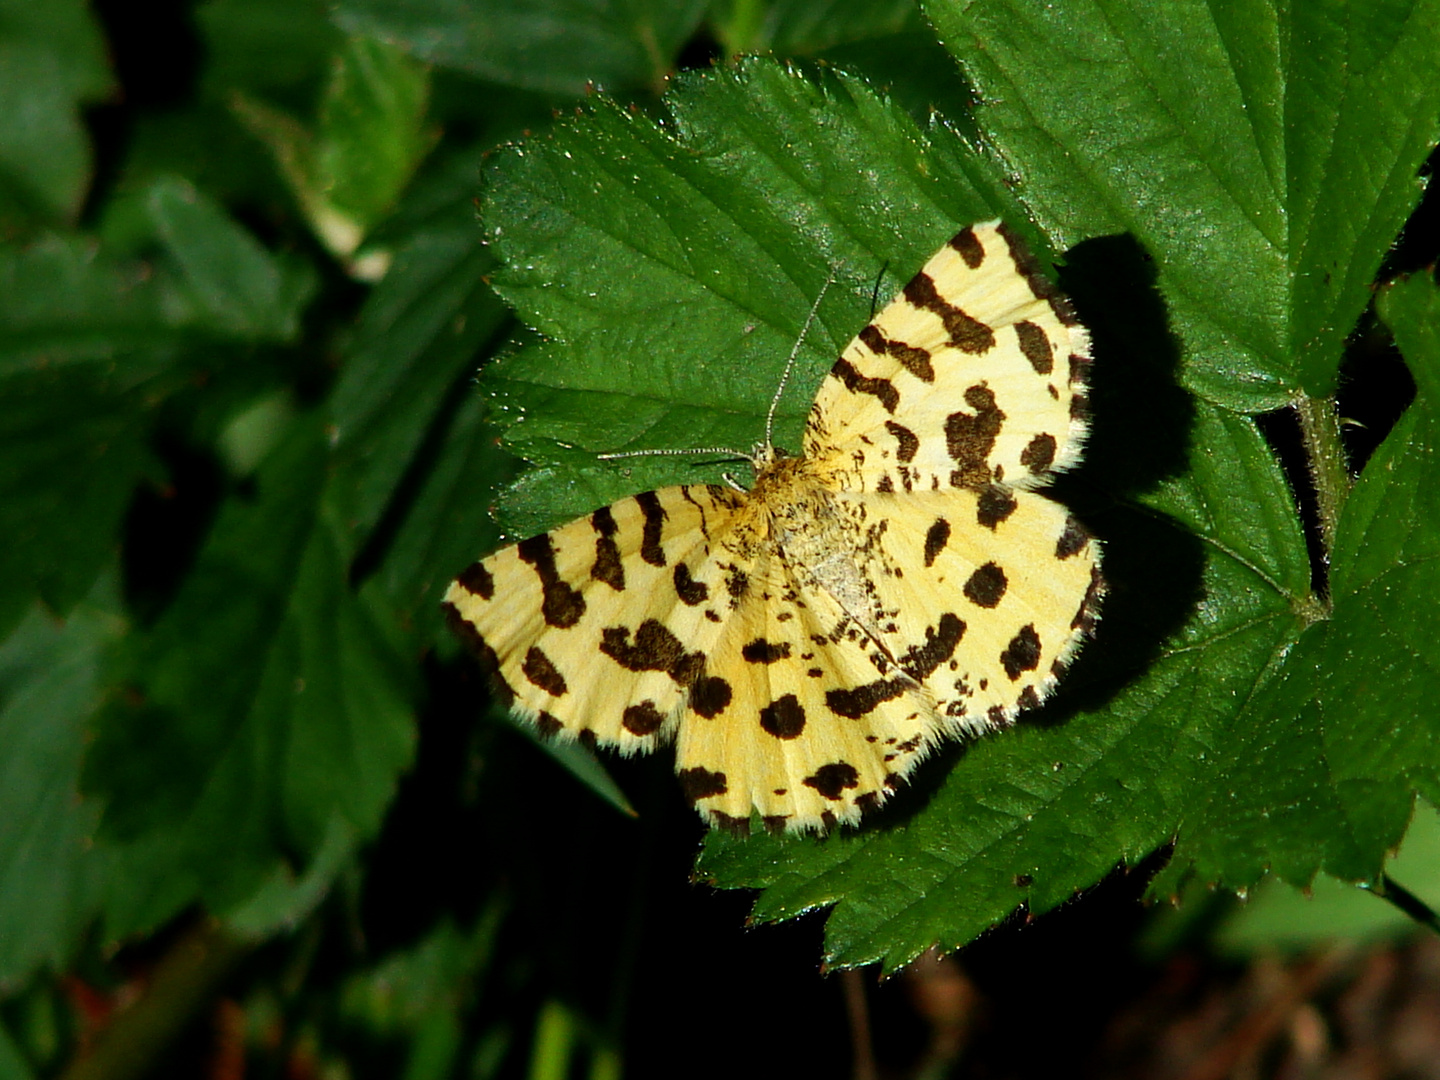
1294, 391, 1349, 595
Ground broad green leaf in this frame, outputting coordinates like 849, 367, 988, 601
466, 53, 1440, 970
331, 0, 708, 95
923, 0, 1440, 411
481, 59, 1007, 537
0, 237, 185, 372
0, 0, 113, 227
0, 593, 121, 987
86, 420, 416, 934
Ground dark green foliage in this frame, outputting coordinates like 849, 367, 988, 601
0, 0, 1437, 1073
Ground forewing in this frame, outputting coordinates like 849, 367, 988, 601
443, 484, 747, 755
805, 221, 1090, 494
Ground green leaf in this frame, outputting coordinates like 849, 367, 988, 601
86, 420, 416, 934
1210, 801, 1440, 955
144, 176, 312, 340
923, 0, 1440, 411
318, 36, 433, 230
481, 59, 1002, 537
331, 0, 708, 95
466, 48, 1439, 969
0, 0, 113, 227
0, 592, 122, 987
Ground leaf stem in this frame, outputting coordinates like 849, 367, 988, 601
1294, 392, 1349, 596
1362, 873, 1440, 938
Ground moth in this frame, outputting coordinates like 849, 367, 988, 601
444, 221, 1101, 832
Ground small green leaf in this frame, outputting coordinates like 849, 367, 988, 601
332, 0, 708, 95
923, 0, 1440, 410
146, 176, 312, 339
317, 37, 433, 231
0, 0, 114, 227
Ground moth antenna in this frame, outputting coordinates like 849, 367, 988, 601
598, 445, 752, 462
869, 260, 890, 319
764, 262, 842, 450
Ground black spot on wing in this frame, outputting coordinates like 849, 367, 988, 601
691, 675, 733, 718
903, 271, 995, 354
622, 700, 665, 735
976, 485, 1018, 529
455, 561, 494, 599
674, 563, 708, 605
534, 712, 562, 738
831, 357, 900, 413
1014, 320, 1054, 375
760, 694, 806, 739
923, 518, 951, 567
1021, 433, 1057, 474
590, 507, 625, 590
826, 678, 906, 718
1000, 624, 1042, 680
898, 613, 965, 681
742, 639, 792, 664
600, 619, 705, 687
884, 420, 919, 463
1056, 516, 1090, 559
995, 222, 1080, 326
517, 534, 585, 629
635, 491, 667, 567
803, 762, 859, 801
859, 324, 935, 382
680, 767, 728, 802
963, 562, 1007, 608
521, 646, 568, 697
945, 385, 1005, 489
950, 226, 986, 268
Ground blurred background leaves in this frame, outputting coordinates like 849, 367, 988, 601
0, 0, 1437, 1077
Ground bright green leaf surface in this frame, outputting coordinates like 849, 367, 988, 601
0, 0, 113, 227
472, 53, 1440, 970
332, 0, 707, 95
86, 421, 416, 935
482, 60, 1002, 535
924, 0, 1440, 411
